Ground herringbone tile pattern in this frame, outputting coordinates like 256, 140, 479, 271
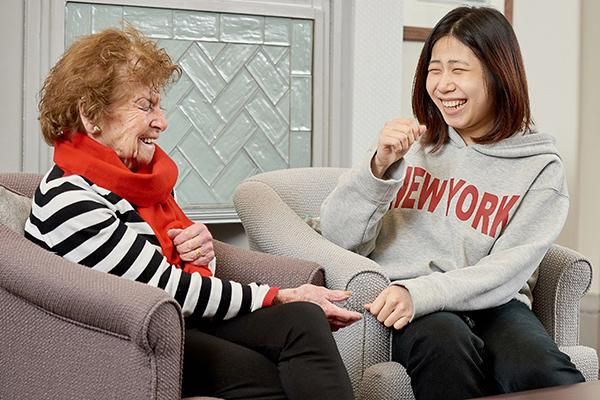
65, 3, 313, 210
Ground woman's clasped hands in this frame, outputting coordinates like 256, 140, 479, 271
168, 223, 215, 266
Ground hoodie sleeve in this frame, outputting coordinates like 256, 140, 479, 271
394, 159, 569, 319
321, 152, 407, 256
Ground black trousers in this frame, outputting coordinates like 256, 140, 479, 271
392, 299, 584, 400
182, 301, 354, 400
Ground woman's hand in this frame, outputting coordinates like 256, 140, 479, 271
168, 223, 215, 265
365, 285, 414, 330
371, 118, 426, 179
274, 284, 362, 331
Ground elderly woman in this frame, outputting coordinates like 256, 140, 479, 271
25, 27, 359, 399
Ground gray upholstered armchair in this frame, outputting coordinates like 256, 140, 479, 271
233, 167, 599, 400
0, 173, 325, 400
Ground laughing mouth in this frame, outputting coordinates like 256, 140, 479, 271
140, 137, 156, 144
442, 99, 467, 109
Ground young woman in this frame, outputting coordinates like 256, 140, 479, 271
320, 6, 584, 399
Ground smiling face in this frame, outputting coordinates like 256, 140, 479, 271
426, 35, 495, 144
89, 85, 167, 170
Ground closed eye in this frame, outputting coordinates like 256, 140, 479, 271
135, 98, 153, 112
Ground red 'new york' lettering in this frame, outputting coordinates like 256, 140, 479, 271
489, 195, 520, 237
447, 178, 466, 216
471, 192, 499, 236
394, 166, 413, 209
401, 167, 425, 209
418, 173, 448, 212
390, 166, 520, 237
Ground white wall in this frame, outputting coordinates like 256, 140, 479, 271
0, 0, 24, 172
513, 0, 582, 251
578, 0, 600, 351
349, 0, 404, 163
578, 0, 600, 296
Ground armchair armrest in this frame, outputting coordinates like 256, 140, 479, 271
0, 225, 183, 400
234, 180, 389, 305
213, 239, 325, 288
532, 244, 593, 346
234, 179, 392, 390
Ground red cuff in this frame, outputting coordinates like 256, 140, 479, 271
262, 287, 280, 307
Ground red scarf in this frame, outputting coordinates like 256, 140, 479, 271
54, 133, 212, 276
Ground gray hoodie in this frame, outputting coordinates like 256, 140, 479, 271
320, 128, 569, 319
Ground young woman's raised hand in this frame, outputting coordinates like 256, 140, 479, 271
371, 118, 426, 179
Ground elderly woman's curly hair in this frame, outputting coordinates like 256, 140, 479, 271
38, 26, 181, 145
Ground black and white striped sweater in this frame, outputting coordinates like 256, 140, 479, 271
24, 165, 275, 320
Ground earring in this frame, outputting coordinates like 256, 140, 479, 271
92, 125, 101, 134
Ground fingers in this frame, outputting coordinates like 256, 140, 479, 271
170, 223, 215, 264
171, 223, 212, 246
380, 119, 426, 153
382, 307, 409, 328
328, 316, 359, 331
178, 238, 213, 261
176, 235, 204, 255
182, 241, 215, 265
167, 228, 182, 239
367, 291, 387, 316
323, 304, 362, 330
293, 284, 349, 302
293, 284, 362, 330
326, 310, 362, 326
373, 118, 426, 177
393, 316, 410, 330
328, 314, 359, 331
183, 240, 214, 263
364, 286, 414, 330
327, 305, 362, 322
167, 223, 214, 261
325, 289, 353, 302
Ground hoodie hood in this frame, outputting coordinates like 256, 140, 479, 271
447, 127, 561, 159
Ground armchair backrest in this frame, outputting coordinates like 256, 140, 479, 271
0, 173, 43, 233
0, 173, 43, 199
242, 167, 347, 218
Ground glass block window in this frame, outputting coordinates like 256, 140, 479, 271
65, 2, 313, 219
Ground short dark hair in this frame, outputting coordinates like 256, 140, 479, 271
412, 7, 533, 151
